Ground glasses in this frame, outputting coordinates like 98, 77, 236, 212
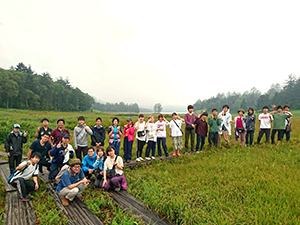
73, 165, 81, 169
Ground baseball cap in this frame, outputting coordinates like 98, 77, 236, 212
13, 124, 20, 128
127, 117, 132, 122
62, 133, 70, 139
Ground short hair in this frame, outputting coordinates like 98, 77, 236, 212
96, 117, 102, 122
276, 105, 283, 110
31, 152, 42, 159
248, 107, 254, 113
57, 119, 65, 124
202, 112, 208, 116
106, 145, 116, 155
283, 104, 290, 109
158, 114, 164, 119
112, 117, 119, 124
187, 105, 194, 110
222, 105, 229, 109
211, 108, 218, 112
87, 147, 95, 152
172, 112, 177, 116
263, 106, 269, 110
138, 114, 144, 118
41, 133, 50, 137
41, 118, 49, 123
78, 116, 85, 121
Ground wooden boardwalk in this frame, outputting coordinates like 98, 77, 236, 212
0, 164, 16, 192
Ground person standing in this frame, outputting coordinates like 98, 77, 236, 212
123, 118, 135, 163
145, 115, 157, 160
257, 106, 273, 144
194, 111, 208, 152
184, 105, 197, 154
233, 109, 247, 147
108, 117, 122, 156
34, 118, 52, 140
50, 119, 71, 148
5, 124, 28, 173
73, 116, 93, 160
91, 117, 106, 147
135, 114, 146, 162
245, 107, 256, 146
155, 114, 169, 157
281, 104, 292, 142
169, 113, 185, 156
218, 105, 232, 148
208, 109, 221, 147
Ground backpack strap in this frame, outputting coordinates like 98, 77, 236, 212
68, 168, 71, 178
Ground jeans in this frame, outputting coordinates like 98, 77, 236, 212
48, 163, 62, 180
257, 129, 271, 144
196, 134, 206, 151
75, 146, 88, 161
110, 141, 121, 156
123, 137, 133, 161
271, 129, 284, 144
145, 141, 156, 157
281, 130, 291, 141
185, 129, 195, 152
8, 155, 22, 173
245, 130, 254, 146
136, 139, 146, 158
11, 178, 37, 199
157, 137, 169, 156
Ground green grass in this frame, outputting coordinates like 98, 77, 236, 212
0, 178, 6, 224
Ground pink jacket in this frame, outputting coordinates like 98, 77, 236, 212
123, 125, 135, 142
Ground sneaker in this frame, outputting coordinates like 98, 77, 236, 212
19, 196, 31, 202
62, 197, 69, 206
172, 152, 176, 156
177, 152, 181, 156
145, 157, 151, 160
136, 158, 141, 162
191, 151, 195, 154
151, 156, 155, 159
196, 151, 200, 153
184, 151, 189, 154
139, 157, 144, 161
115, 187, 121, 192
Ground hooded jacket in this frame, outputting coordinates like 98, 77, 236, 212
82, 152, 97, 172
73, 124, 93, 148
5, 131, 27, 156
218, 109, 232, 135
91, 125, 105, 146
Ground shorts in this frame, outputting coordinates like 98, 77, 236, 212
172, 136, 183, 150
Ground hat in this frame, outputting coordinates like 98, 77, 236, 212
70, 159, 82, 167
13, 124, 20, 128
62, 133, 70, 139
41, 118, 49, 123
127, 117, 132, 122
238, 109, 245, 114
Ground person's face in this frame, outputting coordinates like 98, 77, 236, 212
127, 120, 132, 126
13, 128, 20, 133
172, 115, 177, 120
42, 120, 49, 127
98, 150, 104, 157
113, 119, 118, 126
188, 108, 193, 113
263, 108, 268, 113
277, 108, 282, 113
62, 137, 69, 144
150, 116, 154, 123
212, 111, 218, 116
202, 115, 207, 120
87, 149, 94, 157
32, 156, 40, 164
238, 111, 244, 116
72, 165, 81, 174
284, 107, 290, 112
41, 135, 49, 143
108, 149, 115, 157
57, 121, 64, 128
96, 119, 102, 126
248, 109, 253, 114
139, 117, 144, 122
78, 120, 85, 126
223, 107, 228, 113
159, 117, 163, 122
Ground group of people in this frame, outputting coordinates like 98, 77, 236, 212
4, 103, 293, 203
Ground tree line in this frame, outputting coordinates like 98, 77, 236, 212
194, 74, 300, 112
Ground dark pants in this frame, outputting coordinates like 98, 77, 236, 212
109, 141, 121, 156
245, 130, 254, 146
257, 129, 271, 144
48, 163, 62, 180
146, 141, 156, 157
11, 178, 37, 199
157, 138, 169, 156
38, 158, 50, 173
8, 155, 22, 173
84, 170, 94, 179
208, 132, 218, 147
75, 146, 89, 161
123, 137, 133, 161
281, 130, 291, 141
196, 134, 206, 151
271, 129, 285, 144
103, 174, 124, 190
185, 129, 195, 152
136, 139, 146, 158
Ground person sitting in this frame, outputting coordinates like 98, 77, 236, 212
102, 146, 127, 192
56, 159, 90, 206
82, 147, 97, 179
93, 147, 107, 187
8, 152, 41, 201
49, 133, 74, 181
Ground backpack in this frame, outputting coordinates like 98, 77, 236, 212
54, 165, 72, 184
8, 161, 38, 184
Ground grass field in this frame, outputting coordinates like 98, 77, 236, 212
0, 109, 299, 224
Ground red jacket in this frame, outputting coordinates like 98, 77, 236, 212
123, 125, 135, 142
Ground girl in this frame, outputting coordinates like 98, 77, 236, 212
234, 109, 246, 147
145, 115, 157, 160
93, 147, 107, 188
123, 118, 135, 163
155, 114, 169, 157
135, 114, 146, 162
108, 117, 122, 156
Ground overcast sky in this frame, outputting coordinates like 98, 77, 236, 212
0, 1, 300, 109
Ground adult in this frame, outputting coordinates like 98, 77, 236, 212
103, 146, 127, 192
184, 105, 197, 154
50, 119, 71, 148
155, 114, 169, 157
56, 159, 90, 206
208, 109, 221, 147
245, 107, 256, 146
135, 114, 146, 162
218, 105, 232, 148
194, 111, 208, 152
9, 152, 41, 201
145, 115, 157, 160
281, 104, 292, 142
34, 118, 52, 140
5, 124, 28, 173
108, 117, 122, 156
82, 147, 97, 179
93, 147, 106, 187
49, 133, 74, 181
27, 133, 52, 174
169, 113, 185, 156
73, 116, 93, 160
257, 106, 273, 144
91, 117, 106, 147
233, 109, 247, 147
123, 118, 135, 163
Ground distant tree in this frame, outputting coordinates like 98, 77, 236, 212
256, 94, 270, 111
153, 103, 163, 113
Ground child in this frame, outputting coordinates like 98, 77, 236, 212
234, 109, 247, 147
245, 107, 256, 146
218, 105, 232, 148
155, 114, 169, 157
145, 115, 157, 160
91, 117, 106, 147
281, 104, 292, 142
257, 106, 273, 144
123, 118, 135, 163
184, 105, 197, 154
169, 113, 185, 156
194, 111, 208, 152
208, 109, 221, 147
93, 147, 106, 187
135, 114, 146, 162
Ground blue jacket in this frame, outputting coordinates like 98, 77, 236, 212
246, 114, 256, 131
93, 157, 105, 171
50, 144, 74, 166
82, 152, 97, 172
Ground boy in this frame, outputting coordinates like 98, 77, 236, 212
74, 116, 93, 160
245, 107, 256, 146
184, 105, 197, 154
281, 104, 292, 142
9, 152, 41, 201
34, 118, 52, 140
194, 111, 208, 152
208, 109, 221, 147
169, 113, 185, 156
91, 117, 106, 147
257, 106, 273, 144
5, 124, 28, 173
51, 119, 71, 147
218, 105, 232, 148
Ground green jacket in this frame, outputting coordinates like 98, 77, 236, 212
208, 117, 221, 133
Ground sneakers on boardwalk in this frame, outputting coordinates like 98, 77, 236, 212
176, 152, 181, 156
172, 152, 176, 156
139, 157, 144, 161
62, 197, 69, 206
19, 196, 31, 202
196, 151, 200, 153
151, 156, 155, 160
136, 158, 141, 162
145, 157, 151, 160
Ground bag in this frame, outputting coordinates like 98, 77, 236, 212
106, 156, 118, 179
222, 124, 227, 131
173, 120, 183, 135
8, 161, 38, 184
185, 124, 194, 130
137, 130, 145, 138
237, 128, 245, 133
94, 169, 103, 179
55, 165, 71, 184
286, 124, 291, 132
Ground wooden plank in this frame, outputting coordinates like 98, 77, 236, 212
0, 159, 8, 164
110, 190, 173, 225
0, 164, 16, 192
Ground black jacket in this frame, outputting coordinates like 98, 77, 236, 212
91, 125, 106, 146
5, 131, 27, 156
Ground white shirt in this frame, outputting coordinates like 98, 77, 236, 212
258, 113, 273, 129
169, 120, 183, 137
155, 121, 169, 138
135, 121, 146, 141
10, 161, 39, 183
218, 110, 232, 135
62, 144, 75, 164
104, 156, 124, 175
146, 123, 157, 142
